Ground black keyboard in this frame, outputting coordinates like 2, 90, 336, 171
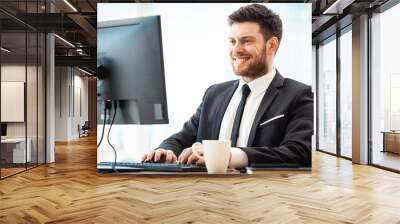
97, 162, 207, 172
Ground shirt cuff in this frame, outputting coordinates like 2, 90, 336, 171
229, 147, 249, 168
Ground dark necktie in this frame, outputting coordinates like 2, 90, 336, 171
231, 84, 251, 147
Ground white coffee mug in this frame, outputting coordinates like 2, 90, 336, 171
202, 140, 231, 174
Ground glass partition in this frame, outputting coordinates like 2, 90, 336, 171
1, 30, 28, 177
26, 0, 43, 169
38, 32, 45, 165
317, 37, 337, 155
27, 31, 38, 169
371, 4, 400, 171
0, 1, 46, 179
339, 29, 352, 158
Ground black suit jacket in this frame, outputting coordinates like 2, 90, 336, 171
159, 71, 314, 167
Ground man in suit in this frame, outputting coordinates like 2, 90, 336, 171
141, 4, 313, 168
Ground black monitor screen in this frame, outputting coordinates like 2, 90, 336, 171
97, 16, 168, 124
1, 123, 6, 137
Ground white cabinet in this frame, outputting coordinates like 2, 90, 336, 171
1, 138, 32, 163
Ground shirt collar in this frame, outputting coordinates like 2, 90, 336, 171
238, 68, 276, 97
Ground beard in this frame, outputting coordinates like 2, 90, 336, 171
231, 47, 269, 80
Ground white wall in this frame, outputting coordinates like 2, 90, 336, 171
55, 67, 68, 141
54, 67, 89, 141
1, 65, 32, 138
74, 72, 89, 138
1, 64, 45, 163
1, 65, 26, 140
1, 82, 25, 122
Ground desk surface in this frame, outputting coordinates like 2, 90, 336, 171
1, 138, 26, 143
107, 168, 311, 176
381, 131, 400, 134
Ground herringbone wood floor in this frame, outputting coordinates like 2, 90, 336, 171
1, 135, 400, 224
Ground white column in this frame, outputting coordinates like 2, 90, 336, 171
352, 14, 369, 164
45, 1, 56, 163
46, 33, 55, 163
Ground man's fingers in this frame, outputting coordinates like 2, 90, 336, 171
143, 148, 195, 164
146, 150, 156, 161
171, 153, 178, 163
154, 149, 166, 162
141, 154, 147, 162
168, 151, 178, 163
179, 148, 193, 164
196, 157, 205, 166
196, 145, 204, 156
165, 151, 173, 163
187, 153, 199, 164
143, 149, 178, 163
177, 149, 185, 163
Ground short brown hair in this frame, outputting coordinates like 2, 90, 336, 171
228, 4, 282, 43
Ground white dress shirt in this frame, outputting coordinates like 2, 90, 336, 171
219, 69, 276, 168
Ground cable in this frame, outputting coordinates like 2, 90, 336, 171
97, 101, 108, 148
107, 101, 118, 170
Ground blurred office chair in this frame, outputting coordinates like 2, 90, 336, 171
79, 121, 90, 138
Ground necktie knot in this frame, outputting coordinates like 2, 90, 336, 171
242, 84, 251, 98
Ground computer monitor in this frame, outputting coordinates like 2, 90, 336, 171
97, 15, 168, 125
1, 123, 6, 137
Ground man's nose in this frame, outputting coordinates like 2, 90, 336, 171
231, 42, 245, 55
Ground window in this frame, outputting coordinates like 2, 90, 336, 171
317, 37, 337, 154
340, 29, 352, 158
370, 3, 400, 171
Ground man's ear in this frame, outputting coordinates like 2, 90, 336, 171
266, 37, 279, 55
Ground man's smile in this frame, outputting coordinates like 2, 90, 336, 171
233, 56, 251, 66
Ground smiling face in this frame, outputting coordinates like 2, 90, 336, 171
229, 22, 277, 82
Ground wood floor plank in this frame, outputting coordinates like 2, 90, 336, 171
0, 135, 400, 223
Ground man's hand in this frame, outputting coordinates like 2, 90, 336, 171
141, 148, 177, 163
178, 144, 205, 165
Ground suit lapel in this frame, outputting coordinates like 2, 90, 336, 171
212, 80, 239, 139
247, 71, 285, 146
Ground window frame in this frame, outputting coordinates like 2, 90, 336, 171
315, 24, 352, 160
